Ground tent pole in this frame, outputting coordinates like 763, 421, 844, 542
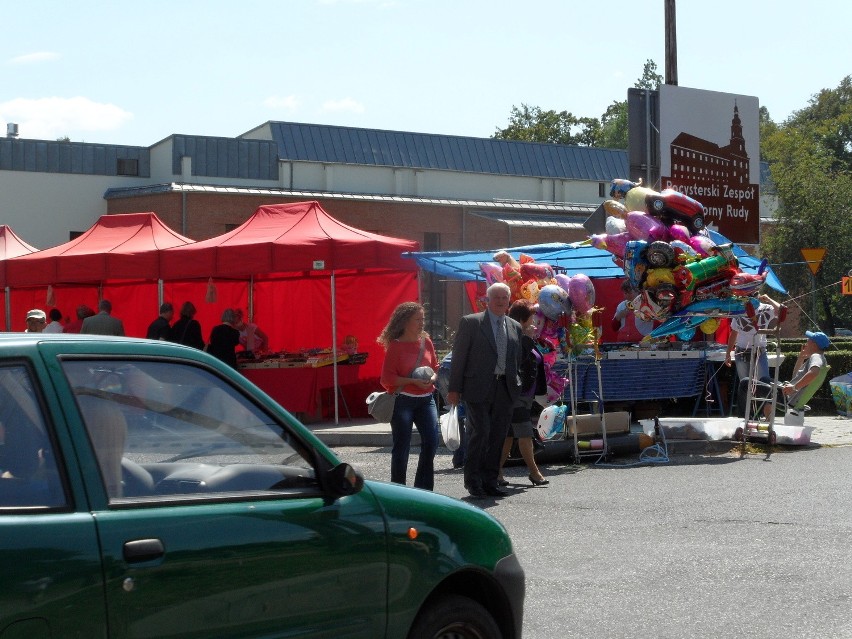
248, 275, 254, 321
4, 287, 10, 331
158, 279, 163, 307
331, 271, 339, 424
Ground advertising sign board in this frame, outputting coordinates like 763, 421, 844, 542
659, 85, 760, 244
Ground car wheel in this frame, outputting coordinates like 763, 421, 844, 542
645, 241, 675, 268
689, 215, 705, 233
408, 594, 502, 639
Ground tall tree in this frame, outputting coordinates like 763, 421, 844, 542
494, 60, 662, 149
761, 76, 852, 333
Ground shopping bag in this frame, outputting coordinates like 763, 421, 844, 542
440, 406, 461, 451
365, 391, 396, 422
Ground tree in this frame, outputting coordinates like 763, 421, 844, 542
492, 104, 599, 146
493, 59, 662, 149
761, 76, 852, 333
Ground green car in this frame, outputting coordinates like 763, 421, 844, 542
0, 334, 523, 639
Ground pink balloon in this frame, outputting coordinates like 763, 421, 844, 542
591, 232, 630, 259
688, 234, 716, 257
568, 273, 595, 315
668, 224, 692, 243
479, 262, 504, 285
626, 211, 668, 242
554, 273, 572, 291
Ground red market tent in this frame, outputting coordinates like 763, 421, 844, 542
4, 213, 195, 334
0, 225, 39, 330
159, 201, 421, 396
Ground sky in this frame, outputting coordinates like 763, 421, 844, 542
2, 0, 850, 147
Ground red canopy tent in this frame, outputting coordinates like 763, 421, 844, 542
159, 201, 421, 416
4, 213, 195, 334
0, 225, 39, 330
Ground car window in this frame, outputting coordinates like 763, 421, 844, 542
0, 365, 67, 510
61, 360, 318, 504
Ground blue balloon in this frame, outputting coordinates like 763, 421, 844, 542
538, 284, 569, 320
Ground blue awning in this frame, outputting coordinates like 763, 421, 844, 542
405, 231, 787, 294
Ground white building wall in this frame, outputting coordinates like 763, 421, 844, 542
0, 171, 145, 248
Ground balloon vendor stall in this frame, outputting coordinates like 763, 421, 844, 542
408, 178, 789, 461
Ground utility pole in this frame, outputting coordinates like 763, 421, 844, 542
665, 0, 678, 85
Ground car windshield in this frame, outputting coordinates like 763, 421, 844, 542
61, 359, 316, 501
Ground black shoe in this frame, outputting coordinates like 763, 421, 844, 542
529, 474, 549, 486
497, 478, 509, 487
467, 487, 486, 498
484, 486, 509, 497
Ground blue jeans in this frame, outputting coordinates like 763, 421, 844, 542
390, 394, 439, 490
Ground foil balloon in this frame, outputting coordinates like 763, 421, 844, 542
554, 273, 572, 292
568, 273, 595, 316
530, 308, 546, 338
688, 233, 715, 257
644, 267, 675, 288
626, 211, 669, 242
605, 216, 627, 235
603, 199, 629, 218
520, 262, 555, 284
670, 240, 700, 260
668, 224, 692, 243
518, 253, 536, 265
538, 284, 569, 320
479, 262, 504, 286
520, 279, 540, 302
624, 186, 658, 212
699, 317, 720, 334
492, 250, 519, 269
676, 327, 697, 341
591, 232, 630, 258
609, 179, 640, 200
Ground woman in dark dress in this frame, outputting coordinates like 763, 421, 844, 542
169, 301, 205, 350
207, 308, 241, 368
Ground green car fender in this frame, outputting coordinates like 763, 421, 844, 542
362, 480, 524, 638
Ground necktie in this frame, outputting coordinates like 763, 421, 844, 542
496, 316, 507, 375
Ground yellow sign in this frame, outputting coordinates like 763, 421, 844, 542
800, 248, 826, 275
843, 276, 852, 296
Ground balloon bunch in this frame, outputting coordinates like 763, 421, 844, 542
480, 250, 601, 403
588, 179, 768, 340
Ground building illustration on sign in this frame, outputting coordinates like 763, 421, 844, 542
659, 85, 761, 245
669, 103, 749, 189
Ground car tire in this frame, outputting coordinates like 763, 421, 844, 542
689, 214, 706, 233
407, 594, 502, 639
645, 241, 675, 268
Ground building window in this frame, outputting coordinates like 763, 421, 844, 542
116, 158, 139, 176
598, 182, 606, 198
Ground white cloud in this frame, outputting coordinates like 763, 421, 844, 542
321, 97, 365, 114
262, 95, 300, 111
0, 96, 133, 140
8, 51, 60, 65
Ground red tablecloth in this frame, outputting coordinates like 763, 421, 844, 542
241, 365, 361, 415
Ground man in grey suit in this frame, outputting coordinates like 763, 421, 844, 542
447, 282, 523, 498
81, 300, 125, 336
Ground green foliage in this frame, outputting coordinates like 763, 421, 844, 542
761, 76, 852, 335
493, 59, 662, 150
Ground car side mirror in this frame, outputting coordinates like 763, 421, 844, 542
326, 463, 364, 497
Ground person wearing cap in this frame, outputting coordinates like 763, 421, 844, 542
25, 309, 46, 333
781, 330, 830, 406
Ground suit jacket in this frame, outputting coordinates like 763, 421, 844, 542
448, 311, 522, 403
81, 311, 125, 336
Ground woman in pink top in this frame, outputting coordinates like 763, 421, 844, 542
378, 302, 439, 490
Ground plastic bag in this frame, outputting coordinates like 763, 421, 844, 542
440, 406, 461, 451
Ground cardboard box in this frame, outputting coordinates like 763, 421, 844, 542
607, 351, 639, 360
566, 411, 630, 436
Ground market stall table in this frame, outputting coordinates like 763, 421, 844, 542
240, 364, 361, 418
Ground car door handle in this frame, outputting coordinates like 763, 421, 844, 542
123, 538, 165, 563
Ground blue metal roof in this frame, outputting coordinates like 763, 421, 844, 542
0, 138, 149, 177
266, 122, 628, 181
